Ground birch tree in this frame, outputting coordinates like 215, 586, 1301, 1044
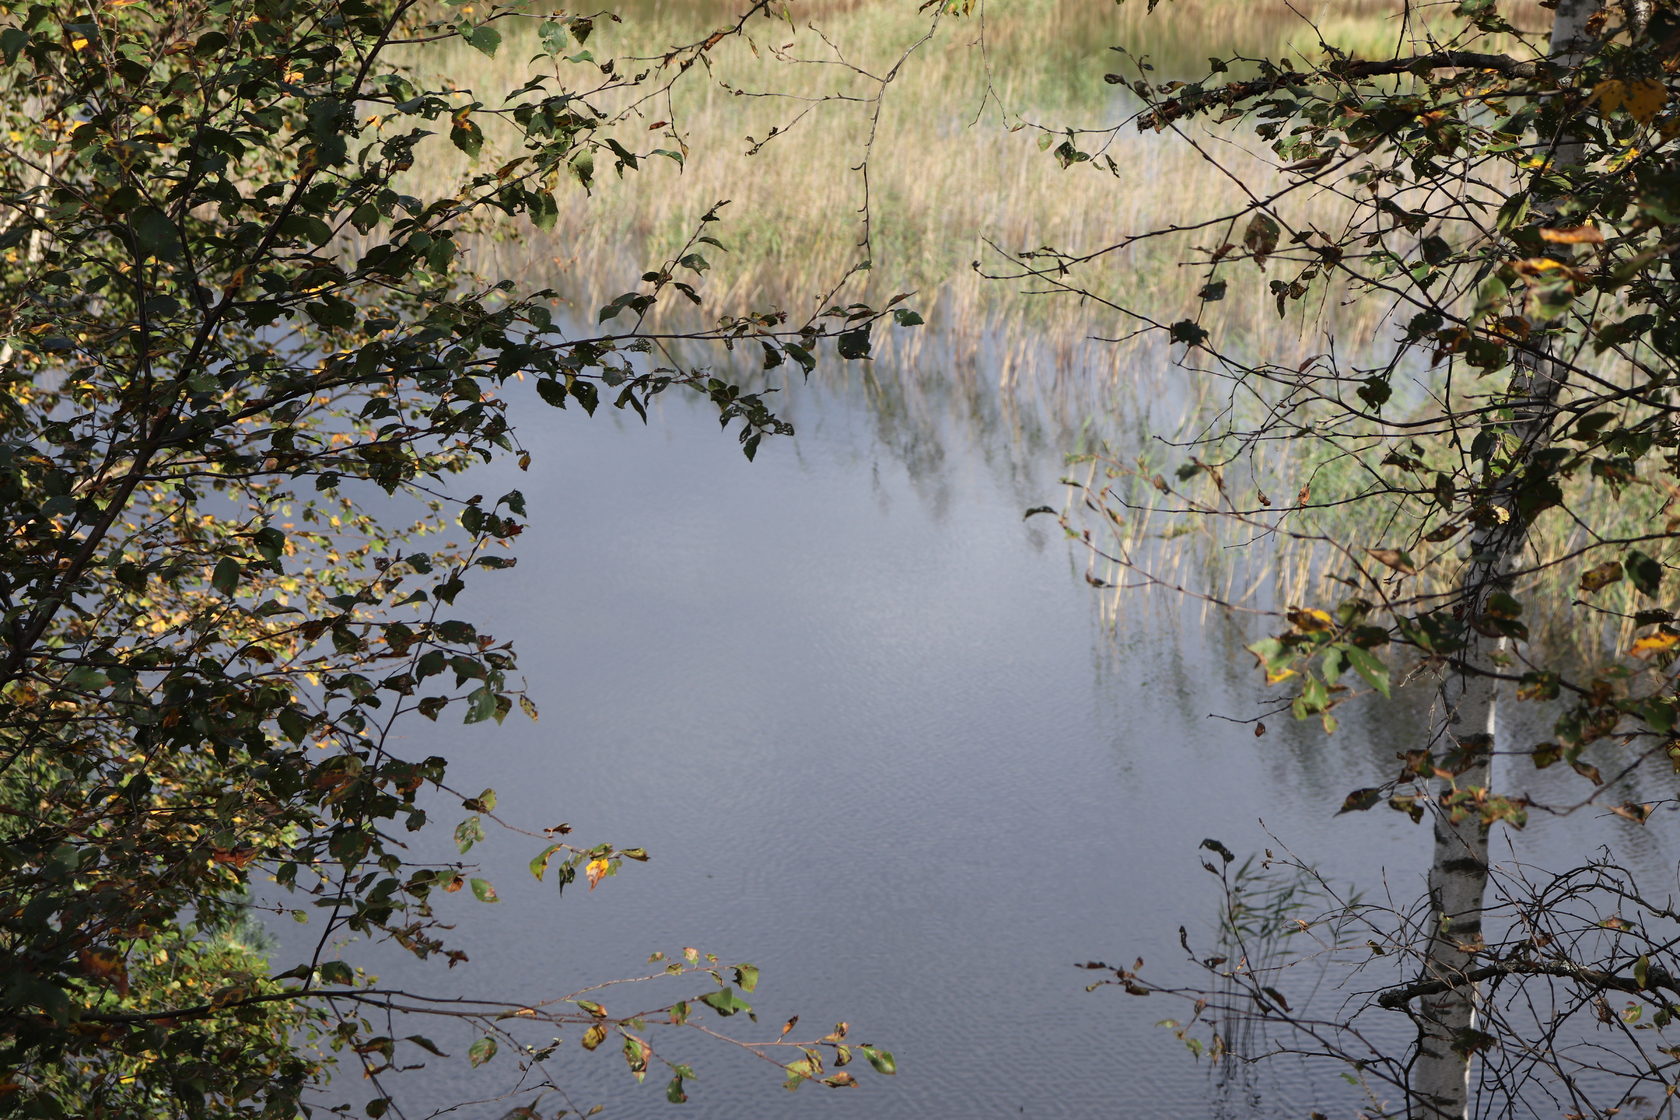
1045, 1, 1680, 1115
0, 1, 901, 1114
1412, 5, 1597, 1115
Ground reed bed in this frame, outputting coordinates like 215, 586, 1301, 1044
435, 0, 1494, 352
423, 0, 1633, 654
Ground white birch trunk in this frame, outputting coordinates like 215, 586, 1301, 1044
1406, 3, 1596, 1116
1411, 661, 1498, 1120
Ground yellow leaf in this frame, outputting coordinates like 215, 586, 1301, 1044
1539, 225, 1605, 245
1631, 631, 1680, 658
1627, 78, 1668, 124
1593, 79, 1628, 114
585, 857, 611, 889
1286, 607, 1335, 633
69, 35, 90, 51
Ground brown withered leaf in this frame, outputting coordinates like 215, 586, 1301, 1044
211, 845, 258, 869
78, 947, 130, 997
1366, 548, 1417, 575
1611, 802, 1654, 824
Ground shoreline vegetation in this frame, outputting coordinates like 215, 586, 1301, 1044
428, 0, 1642, 655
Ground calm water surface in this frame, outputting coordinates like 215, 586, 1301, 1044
268, 356, 1680, 1119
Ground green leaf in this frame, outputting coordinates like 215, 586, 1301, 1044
697, 987, 752, 1017
211, 557, 240, 597
454, 816, 484, 854
1628, 549, 1663, 597
276, 707, 311, 744
470, 877, 499, 903
529, 843, 562, 880
1494, 190, 1529, 233
0, 27, 27, 65
130, 206, 180, 260
465, 24, 501, 56
464, 685, 498, 724
468, 1036, 497, 1067
1338, 788, 1384, 814
837, 327, 871, 360
860, 1045, 896, 1075
530, 191, 558, 232
666, 1074, 688, 1103
1291, 674, 1330, 719
405, 1035, 448, 1057
536, 378, 568, 408
319, 960, 354, 986
734, 964, 759, 992
1342, 645, 1391, 697
451, 116, 484, 158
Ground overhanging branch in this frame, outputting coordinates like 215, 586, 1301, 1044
1378, 956, 1677, 1010
1141, 51, 1557, 130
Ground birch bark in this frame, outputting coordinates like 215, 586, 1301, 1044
1406, 3, 1596, 1116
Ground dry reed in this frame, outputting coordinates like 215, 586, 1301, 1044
423, 0, 1624, 652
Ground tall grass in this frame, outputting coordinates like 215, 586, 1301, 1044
435, 0, 1515, 350
424, 1, 1636, 653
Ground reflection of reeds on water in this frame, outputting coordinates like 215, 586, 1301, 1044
1071, 388, 1676, 662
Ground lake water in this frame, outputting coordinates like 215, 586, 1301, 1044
266, 347, 1680, 1119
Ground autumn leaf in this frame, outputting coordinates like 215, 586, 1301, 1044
1579, 560, 1622, 592
78, 947, 130, 996
1243, 213, 1281, 269
1593, 79, 1629, 113
1366, 548, 1418, 575
585, 857, 611, 889
1539, 225, 1605, 244
1628, 78, 1668, 123
210, 844, 258, 869
1630, 630, 1679, 658
1286, 607, 1335, 633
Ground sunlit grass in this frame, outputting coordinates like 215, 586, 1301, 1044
433, 0, 1545, 356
